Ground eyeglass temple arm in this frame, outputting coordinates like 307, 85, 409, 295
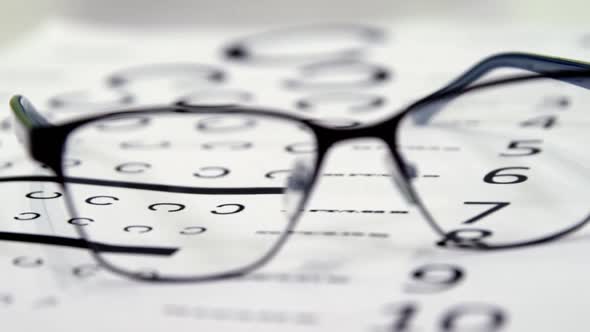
411, 52, 590, 124
9, 95, 58, 166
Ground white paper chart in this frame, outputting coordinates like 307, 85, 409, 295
0, 19, 589, 331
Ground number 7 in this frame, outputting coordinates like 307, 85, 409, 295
462, 202, 510, 224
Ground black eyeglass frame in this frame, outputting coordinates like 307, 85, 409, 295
9, 52, 590, 282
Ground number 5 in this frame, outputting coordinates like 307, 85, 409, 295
499, 140, 542, 157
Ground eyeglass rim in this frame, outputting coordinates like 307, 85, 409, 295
9, 69, 590, 282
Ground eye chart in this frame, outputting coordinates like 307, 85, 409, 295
0, 19, 589, 331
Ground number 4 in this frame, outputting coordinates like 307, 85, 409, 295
520, 115, 556, 129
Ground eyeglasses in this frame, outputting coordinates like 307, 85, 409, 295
10, 52, 590, 282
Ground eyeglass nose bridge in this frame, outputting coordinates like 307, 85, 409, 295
311, 115, 401, 148
313, 119, 420, 205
